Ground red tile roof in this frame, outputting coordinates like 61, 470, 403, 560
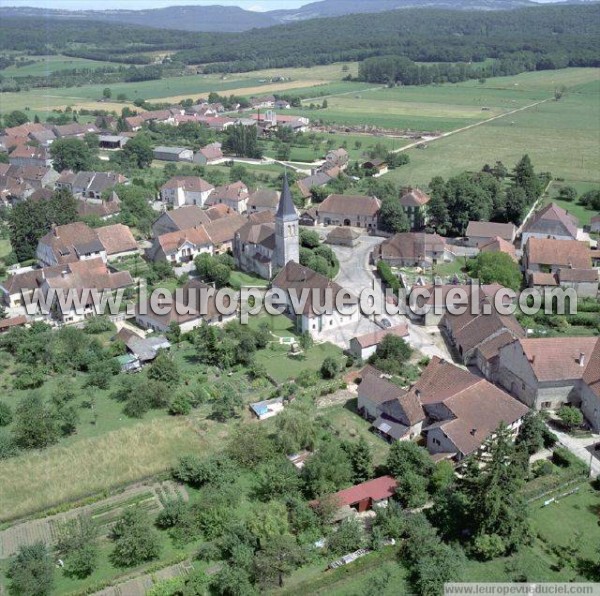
332, 476, 398, 507
399, 188, 430, 207
318, 194, 381, 217
526, 238, 591, 269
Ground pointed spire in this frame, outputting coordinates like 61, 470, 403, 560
276, 171, 297, 221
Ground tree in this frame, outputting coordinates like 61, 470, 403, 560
275, 404, 317, 455
302, 440, 353, 497
55, 515, 98, 579
558, 186, 577, 202
327, 517, 365, 555
513, 154, 542, 203
397, 469, 429, 508
516, 411, 546, 455
12, 393, 59, 449
299, 228, 320, 249
255, 457, 301, 501
50, 138, 95, 172
348, 437, 373, 483
426, 177, 450, 234
210, 565, 256, 596
254, 534, 303, 589
386, 441, 433, 478
557, 405, 583, 431
4, 110, 29, 128
223, 124, 262, 159
103, 87, 112, 99
320, 356, 339, 379
211, 387, 243, 422
504, 186, 528, 224
110, 508, 161, 567
368, 334, 412, 375
147, 351, 180, 386
8, 542, 54, 596
466, 252, 522, 292
378, 198, 410, 234
298, 331, 313, 353
122, 134, 154, 169
227, 425, 275, 469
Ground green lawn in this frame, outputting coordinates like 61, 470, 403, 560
463, 482, 600, 582
229, 271, 269, 290
546, 180, 600, 227
0, 238, 11, 262
256, 341, 343, 384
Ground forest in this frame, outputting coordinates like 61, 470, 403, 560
0, 4, 599, 82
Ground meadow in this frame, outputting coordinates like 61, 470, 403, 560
384, 73, 600, 187
2, 55, 120, 77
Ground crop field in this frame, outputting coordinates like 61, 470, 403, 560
0, 481, 185, 558
0, 419, 199, 522
383, 71, 600, 187
2, 55, 121, 77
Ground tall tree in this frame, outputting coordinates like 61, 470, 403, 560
50, 138, 95, 172
512, 154, 542, 203
378, 198, 410, 234
8, 542, 54, 596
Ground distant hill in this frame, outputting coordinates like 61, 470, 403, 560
0, 0, 572, 33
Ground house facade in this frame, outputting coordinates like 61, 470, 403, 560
399, 188, 430, 230
159, 176, 214, 208
314, 194, 380, 229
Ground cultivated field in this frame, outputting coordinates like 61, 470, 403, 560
0, 419, 199, 522
2, 55, 120, 77
383, 70, 600, 186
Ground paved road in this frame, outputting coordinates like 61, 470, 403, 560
547, 424, 600, 479
325, 233, 452, 360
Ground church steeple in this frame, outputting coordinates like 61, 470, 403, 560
275, 172, 299, 269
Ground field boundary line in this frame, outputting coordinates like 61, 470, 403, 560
391, 97, 551, 154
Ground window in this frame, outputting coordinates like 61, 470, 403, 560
541, 401, 551, 409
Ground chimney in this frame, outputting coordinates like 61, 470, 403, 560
579, 352, 586, 367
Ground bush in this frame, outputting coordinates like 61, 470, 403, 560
552, 446, 584, 470
168, 393, 191, 416
320, 356, 339, 379
110, 508, 161, 568
0, 401, 12, 427
376, 260, 402, 292
155, 499, 187, 529
557, 405, 583, 431
531, 459, 554, 478
83, 316, 116, 334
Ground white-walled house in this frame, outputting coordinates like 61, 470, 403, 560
159, 176, 214, 208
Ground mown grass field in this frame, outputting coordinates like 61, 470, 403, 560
2, 55, 120, 77
384, 71, 600, 187
545, 180, 599, 227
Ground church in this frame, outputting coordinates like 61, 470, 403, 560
233, 175, 299, 279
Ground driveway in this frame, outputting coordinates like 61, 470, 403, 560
547, 423, 600, 479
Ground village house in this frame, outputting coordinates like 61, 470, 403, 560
9, 145, 52, 168
313, 476, 398, 517
246, 188, 281, 215
98, 135, 129, 150
0, 315, 28, 334
153, 146, 194, 163
361, 159, 388, 178
313, 194, 380, 229
465, 220, 516, 247
349, 324, 409, 361
51, 123, 99, 139
414, 357, 529, 462
521, 202, 579, 245
193, 142, 224, 165
76, 191, 121, 221
125, 110, 174, 132
408, 282, 511, 327
325, 227, 361, 248
324, 148, 349, 171
135, 280, 231, 332
152, 205, 213, 236
591, 215, 600, 234
6, 258, 134, 325
205, 181, 249, 214
271, 261, 360, 339
479, 236, 518, 261
56, 171, 128, 199
3, 122, 54, 141
375, 232, 451, 268
523, 237, 598, 298
114, 327, 171, 364
441, 294, 525, 380
399, 188, 430, 230
197, 116, 235, 132
497, 336, 600, 431
36, 222, 137, 266
357, 367, 425, 442
159, 176, 215, 208
148, 226, 213, 264
296, 171, 334, 200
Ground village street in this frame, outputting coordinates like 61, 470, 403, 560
325, 231, 452, 360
